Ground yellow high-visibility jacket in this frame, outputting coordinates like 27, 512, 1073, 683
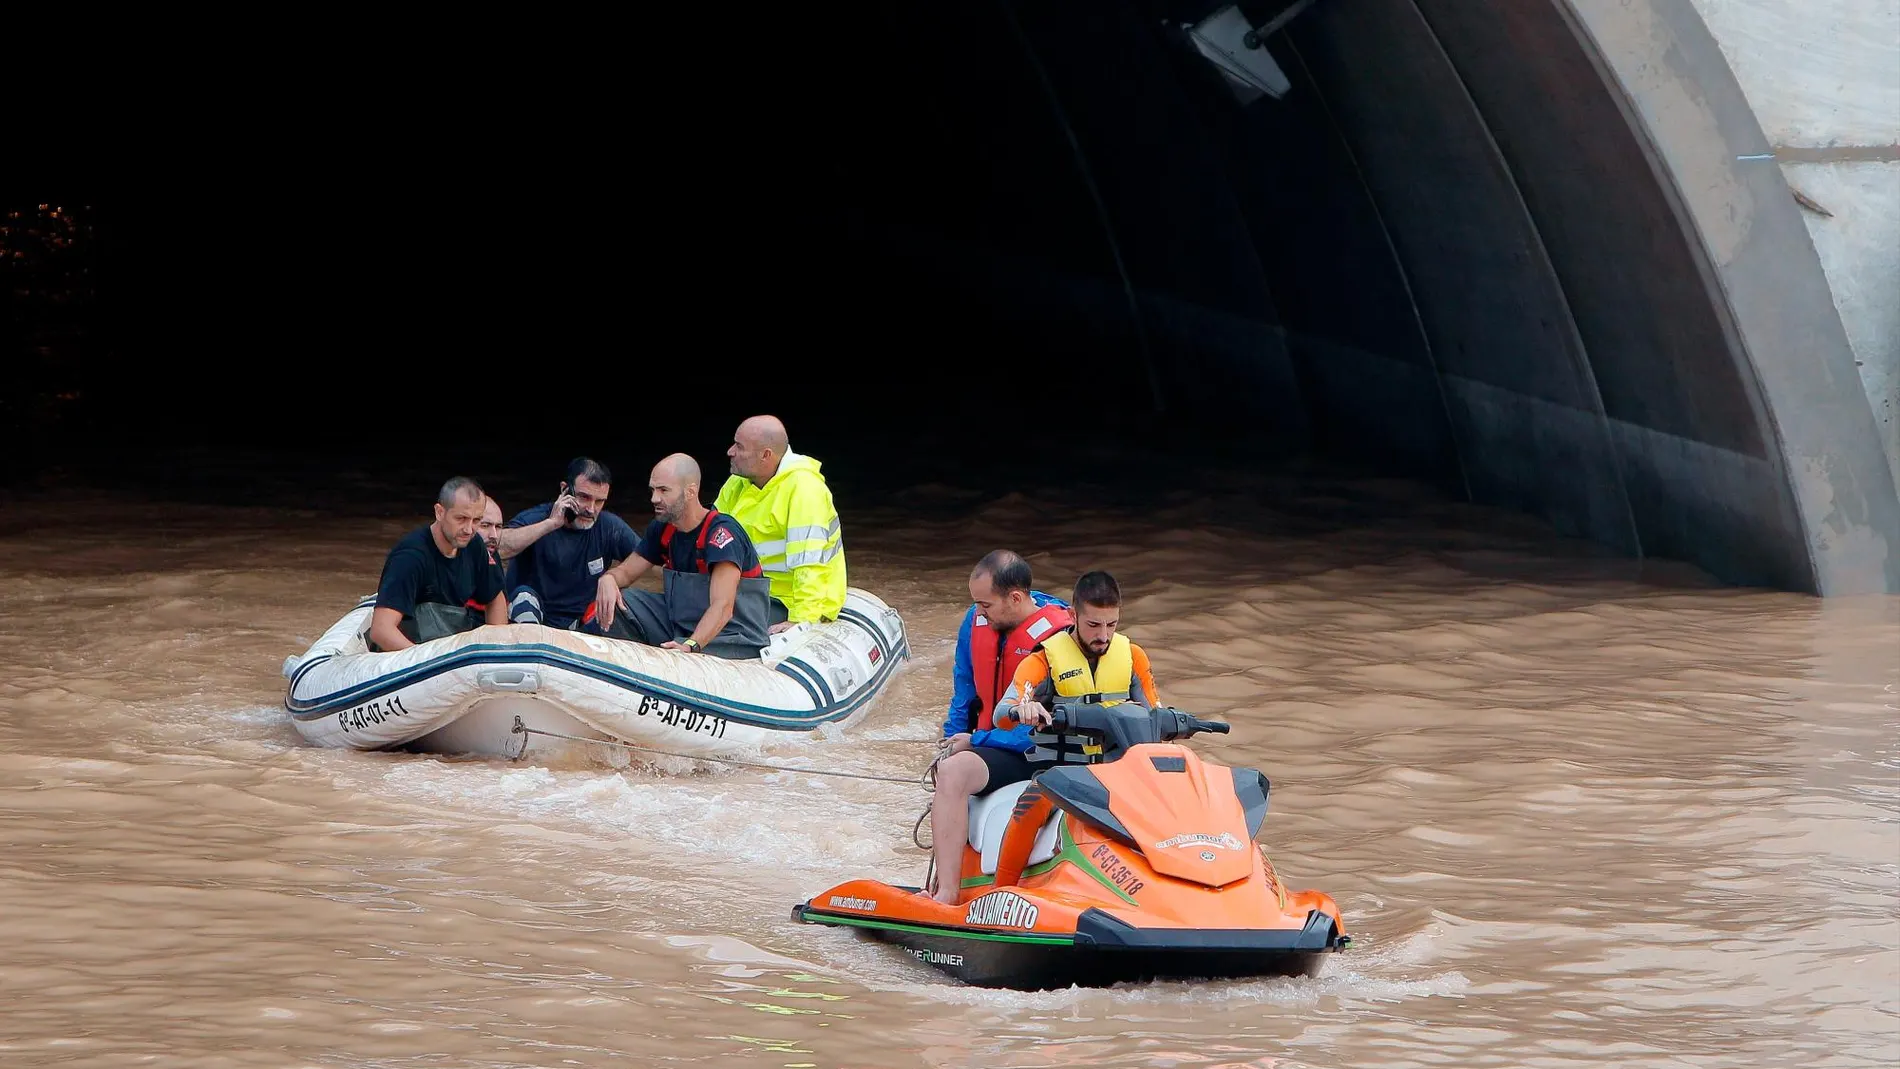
713, 451, 846, 623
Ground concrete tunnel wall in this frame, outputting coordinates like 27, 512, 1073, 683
857, 0, 1899, 595
1689, 0, 1900, 507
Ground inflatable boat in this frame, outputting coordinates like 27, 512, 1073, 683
792, 701, 1349, 990
281, 588, 909, 761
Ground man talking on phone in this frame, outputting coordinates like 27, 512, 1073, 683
494, 456, 641, 630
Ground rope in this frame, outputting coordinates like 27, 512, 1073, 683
509, 717, 937, 787
913, 754, 940, 849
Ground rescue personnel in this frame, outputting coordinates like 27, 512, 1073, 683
477, 495, 506, 592
495, 456, 641, 630
925, 569, 1158, 904
589, 453, 772, 659
939, 549, 1072, 747
715, 414, 846, 634
368, 476, 509, 652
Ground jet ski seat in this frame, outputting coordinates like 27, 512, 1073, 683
966, 779, 1062, 876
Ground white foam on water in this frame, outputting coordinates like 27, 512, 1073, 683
895, 964, 1466, 1010
225, 705, 290, 726
373, 757, 917, 878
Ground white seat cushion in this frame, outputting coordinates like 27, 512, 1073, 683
965, 779, 1062, 875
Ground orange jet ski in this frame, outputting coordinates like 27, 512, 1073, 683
792, 702, 1349, 990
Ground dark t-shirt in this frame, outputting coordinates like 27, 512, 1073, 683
482, 539, 506, 596
639, 511, 760, 575
506, 504, 641, 624
376, 525, 504, 618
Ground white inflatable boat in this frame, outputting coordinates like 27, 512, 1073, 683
281, 588, 909, 762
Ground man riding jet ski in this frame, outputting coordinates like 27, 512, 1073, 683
791, 699, 1351, 991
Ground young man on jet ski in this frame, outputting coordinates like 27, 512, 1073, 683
926, 569, 1160, 904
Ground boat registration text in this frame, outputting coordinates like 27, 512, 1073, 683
635, 693, 729, 739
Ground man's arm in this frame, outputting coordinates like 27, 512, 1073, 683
942, 604, 978, 738
670, 561, 739, 651
368, 606, 412, 652
978, 651, 1051, 750
475, 548, 508, 625
781, 480, 842, 624
496, 499, 575, 561
1130, 643, 1159, 706
592, 546, 659, 631
785, 564, 830, 624
994, 651, 1051, 722
368, 552, 420, 651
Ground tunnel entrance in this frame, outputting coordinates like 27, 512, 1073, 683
19, 2, 1895, 594
751, 0, 1898, 595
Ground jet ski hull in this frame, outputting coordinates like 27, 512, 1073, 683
793, 891, 1344, 990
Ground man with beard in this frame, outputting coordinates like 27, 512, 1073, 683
588, 453, 771, 659
368, 476, 509, 652
495, 456, 641, 630
924, 569, 1159, 904
476, 495, 506, 591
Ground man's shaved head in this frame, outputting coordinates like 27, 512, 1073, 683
729, 414, 790, 486
654, 452, 701, 488
649, 453, 704, 527
737, 414, 789, 455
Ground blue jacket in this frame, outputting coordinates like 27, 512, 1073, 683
944, 589, 1070, 754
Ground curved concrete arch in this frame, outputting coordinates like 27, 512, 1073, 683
1553, 0, 1900, 594
985, 0, 1897, 594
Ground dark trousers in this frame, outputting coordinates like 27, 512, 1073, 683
601, 571, 778, 659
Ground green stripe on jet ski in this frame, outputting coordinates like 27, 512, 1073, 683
799, 912, 1075, 945
957, 818, 1139, 906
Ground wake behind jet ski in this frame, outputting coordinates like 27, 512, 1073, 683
791, 700, 1350, 991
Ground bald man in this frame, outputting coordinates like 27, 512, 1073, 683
589, 453, 772, 658
476, 494, 507, 595
716, 415, 847, 631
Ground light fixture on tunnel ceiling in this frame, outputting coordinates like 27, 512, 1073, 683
1182, 1, 1312, 105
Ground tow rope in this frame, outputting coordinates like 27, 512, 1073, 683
507, 716, 937, 788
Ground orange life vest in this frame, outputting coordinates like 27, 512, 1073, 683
968, 602, 1073, 731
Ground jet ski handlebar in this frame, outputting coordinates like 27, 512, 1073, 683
1044, 701, 1232, 751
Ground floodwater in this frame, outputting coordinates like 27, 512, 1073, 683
0, 467, 1895, 1069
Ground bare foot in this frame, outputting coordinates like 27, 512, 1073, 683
928, 876, 961, 907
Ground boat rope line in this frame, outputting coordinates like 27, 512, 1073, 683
508, 716, 938, 787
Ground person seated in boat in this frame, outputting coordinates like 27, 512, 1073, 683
926, 569, 1158, 904
494, 456, 641, 631
367, 476, 509, 652
477, 494, 506, 589
716, 414, 846, 635
940, 549, 1072, 747
587, 453, 772, 659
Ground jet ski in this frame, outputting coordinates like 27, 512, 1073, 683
791, 701, 1350, 990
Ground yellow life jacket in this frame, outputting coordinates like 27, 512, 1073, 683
1040, 629, 1134, 705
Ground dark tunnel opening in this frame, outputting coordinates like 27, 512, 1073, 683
7, 0, 1896, 593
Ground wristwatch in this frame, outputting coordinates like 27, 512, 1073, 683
682, 638, 700, 653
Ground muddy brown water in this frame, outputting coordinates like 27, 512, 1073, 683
1, 472, 1894, 1068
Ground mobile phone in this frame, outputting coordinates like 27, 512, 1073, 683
558, 483, 577, 523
